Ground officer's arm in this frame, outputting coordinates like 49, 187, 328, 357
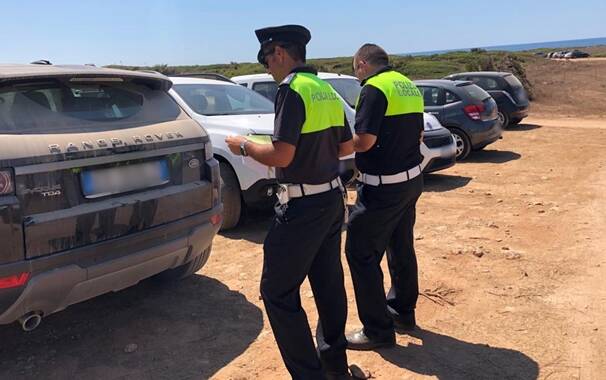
339, 140, 354, 157
352, 85, 386, 152
339, 114, 354, 157
243, 141, 295, 168
353, 134, 377, 152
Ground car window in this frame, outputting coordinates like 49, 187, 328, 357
461, 84, 491, 102
324, 78, 361, 108
0, 78, 180, 134
469, 76, 500, 90
252, 81, 279, 102
504, 75, 523, 88
418, 86, 441, 106
173, 83, 274, 116
445, 90, 460, 104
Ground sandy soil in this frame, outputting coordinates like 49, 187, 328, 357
525, 56, 606, 119
1, 115, 604, 380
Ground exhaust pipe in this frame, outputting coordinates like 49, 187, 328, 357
19, 312, 42, 332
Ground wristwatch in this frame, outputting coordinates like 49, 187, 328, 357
239, 140, 249, 157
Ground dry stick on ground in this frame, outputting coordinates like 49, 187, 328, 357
420, 286, 457, 306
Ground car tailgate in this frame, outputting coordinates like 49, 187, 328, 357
5, 120, 213, 258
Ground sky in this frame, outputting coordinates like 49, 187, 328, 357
3, 0, 605, 66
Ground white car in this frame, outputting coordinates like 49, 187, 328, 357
232, 72, 457, 174
168, 76, 356, 230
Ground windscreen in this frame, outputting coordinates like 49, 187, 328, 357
174, 83, 274, 116
504, 75, 529, 103
324, 78, 361, 108
0, 78, 181, 134
461, 84, 491, 102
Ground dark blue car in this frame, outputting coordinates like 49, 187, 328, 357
414, 79, 503, 160
443, 72, 530, 127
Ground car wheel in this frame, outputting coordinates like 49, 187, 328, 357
450, 128, 471, 160
154, 245, 212, 281
510, 118, 523, 125
497, 111, 510, 128
219, 162, 242, 231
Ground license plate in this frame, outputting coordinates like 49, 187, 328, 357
81, 160, 170, 199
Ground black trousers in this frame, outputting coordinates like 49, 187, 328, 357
345, 175, 423, 340
261, 189, 348, 380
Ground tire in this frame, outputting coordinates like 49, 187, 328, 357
219, 162, 242, 231
497, 111, 510, 128
154, 245, 212, 282
510, 118, 523, 125
450, 128, 471, 160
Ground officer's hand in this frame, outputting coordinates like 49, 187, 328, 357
225, 135, 247, 155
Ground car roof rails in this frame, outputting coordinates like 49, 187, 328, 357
172, 72, 235, 83
30, 60, 52, 65
139, 70, 163, 75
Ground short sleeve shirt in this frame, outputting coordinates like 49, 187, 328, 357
272, 66, 352, 184
354, 67, 424, 175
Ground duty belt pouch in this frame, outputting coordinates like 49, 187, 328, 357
277, 184, 290, 205
341, 186, 349, 225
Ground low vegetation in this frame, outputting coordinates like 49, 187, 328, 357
110, 49, 544, 99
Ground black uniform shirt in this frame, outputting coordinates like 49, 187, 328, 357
273, 66, 352, 184
354, 66, 424, 176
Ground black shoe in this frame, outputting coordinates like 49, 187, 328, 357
325, 365, 370, 379
388, 309, 416, 333
346, 328, 395, 351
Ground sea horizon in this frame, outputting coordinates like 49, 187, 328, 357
400, 36, 606, 56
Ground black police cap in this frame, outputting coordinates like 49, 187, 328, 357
255, 24, 311, 64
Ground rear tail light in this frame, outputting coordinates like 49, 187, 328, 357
0, 170, 14, 195
210, 213, 222, 226
0, 272, 30, 289
464, 104, 485, 120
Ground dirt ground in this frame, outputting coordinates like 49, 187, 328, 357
1, 61, 605, 380
525, 54, 606, 119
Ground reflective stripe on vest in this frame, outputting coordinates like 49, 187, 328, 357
289, 72, 345, 134
364, 70, 424, 116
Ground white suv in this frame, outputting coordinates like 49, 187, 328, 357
232, 72, 457, 175
169, 75, 356, 230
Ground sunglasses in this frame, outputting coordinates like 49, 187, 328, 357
260, 43, 291, 68
261, 47, 276, 68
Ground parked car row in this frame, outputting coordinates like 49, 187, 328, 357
219, 70, 531, 226
547, 50, 590, 59
442, 71, 530, 128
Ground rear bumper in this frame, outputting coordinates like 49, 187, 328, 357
421, 131, 456, 173
469, 120, 503, 149
424, 156, 456, 173
510, 107, 529, 119
0, 204, 221, 325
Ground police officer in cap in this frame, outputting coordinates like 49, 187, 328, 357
226, 25, 362, 380
344, 43, 425, 350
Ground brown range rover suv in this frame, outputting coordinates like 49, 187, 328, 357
0, 63, 222, 330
